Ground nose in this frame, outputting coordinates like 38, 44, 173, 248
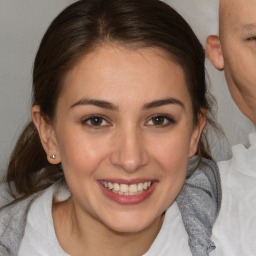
110, 128, 149, 173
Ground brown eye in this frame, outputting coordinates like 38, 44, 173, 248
82, 115, 109, 127
152, 116, 165, 125
89, 117, 103, 126
147, 115, 175, 127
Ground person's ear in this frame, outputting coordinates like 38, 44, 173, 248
206, 35, 224, 71
188, 110, 207, 157
31, 105, 61, 164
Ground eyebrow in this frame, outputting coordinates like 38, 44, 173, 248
70, 97, 184, 111
241, 23, 256, 34
70, 99, 118, 111
242, 23, 256, 30
142, 98, 184, 110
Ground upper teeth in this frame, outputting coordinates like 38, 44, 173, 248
101, 181, 152, 195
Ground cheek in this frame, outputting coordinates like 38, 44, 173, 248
56, 129, 111, 177
239, 52, 256, 85
226, 53, 256, 93
149, 134, 190, 210
149, 131, 191, 176
225, 43, 256, 80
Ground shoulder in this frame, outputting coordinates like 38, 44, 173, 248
18, 182, 71, 256
213, 133, 256, 255
0, 185, 45, 255
0, 182, 13, 208
218, 132, 256, 185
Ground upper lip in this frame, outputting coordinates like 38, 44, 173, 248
98, 179, 157, 185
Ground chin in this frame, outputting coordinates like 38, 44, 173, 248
102, 212, 162, 234
108, 224, 149, 234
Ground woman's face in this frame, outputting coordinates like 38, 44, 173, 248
48, 45, 204, 233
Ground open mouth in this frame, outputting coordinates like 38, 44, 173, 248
100, 181, 153, 196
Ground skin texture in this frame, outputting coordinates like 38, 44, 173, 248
206, 0, 256, 124
32, 45, 205, 256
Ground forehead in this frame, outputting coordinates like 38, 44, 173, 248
62, 45, 189, 103
220, 0, 256, 30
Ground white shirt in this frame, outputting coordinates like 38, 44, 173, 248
19, 183, 192, 256
19, 184, 70, 256
212, 133, 256, 256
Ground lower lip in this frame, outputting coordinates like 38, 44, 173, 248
99, 182, 157, 205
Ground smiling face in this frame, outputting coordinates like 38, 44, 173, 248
207, 0, 256, 124
34, 45, 204, 235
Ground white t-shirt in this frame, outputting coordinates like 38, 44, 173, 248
211, 133, 256, 256
19, 184, 70, 256
19, 183, 192, 256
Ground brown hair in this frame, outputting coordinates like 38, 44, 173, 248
6, 0, 215, 201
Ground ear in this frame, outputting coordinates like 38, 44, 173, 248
188, 110, 207, 157
31, 105, 61, 164
206, 35, 224, 71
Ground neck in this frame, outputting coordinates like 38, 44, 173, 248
53, 197, 165, 256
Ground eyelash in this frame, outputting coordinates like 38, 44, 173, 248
146, 114, 176, 127
246, 37, 256, 41
81, 114, 176, 129
81, 115, 110, 128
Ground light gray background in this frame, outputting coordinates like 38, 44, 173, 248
0, 0, 255, 177
0, 0, 72, 176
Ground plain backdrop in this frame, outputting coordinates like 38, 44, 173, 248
0, 0, 255, 177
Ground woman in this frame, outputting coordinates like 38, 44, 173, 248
0, 0, 221, 255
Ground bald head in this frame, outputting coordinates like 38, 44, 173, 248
207, 0, 256, 124
220, 0, 256, 37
